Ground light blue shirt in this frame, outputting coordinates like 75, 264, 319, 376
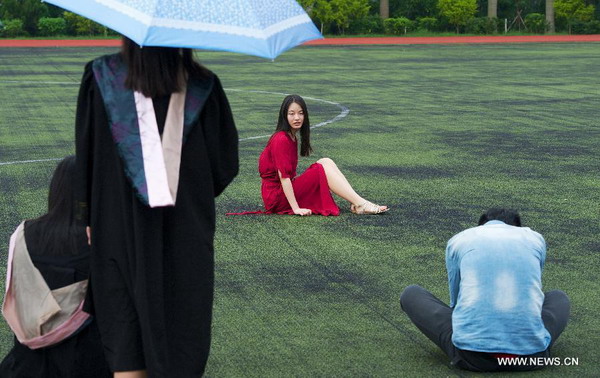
446, 220, 551, 355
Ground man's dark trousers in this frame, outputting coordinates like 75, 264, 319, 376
400, 285, 570, 372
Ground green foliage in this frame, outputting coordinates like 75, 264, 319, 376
63, 11, 108, 36
493, 0, 545, 20
300, 0, 373, 34
391, 0, 438, 19
0, 2, 114, 37
555, 0, 596, 22
2, 19, 25, 37
571, 19, 600, 34
417, 17, 439, 31
347, 14, 384, 34
314, 0, 335, 33
297, 0, 315, 8
37, 17, 66, 36
383, 17, 415, 34
0, 0, 49, 35
464, 16, 498, 34
524, 13, 548, 33
45, 4, 65, 18
437, 0, 478, 33
555, 0, 596, 33
300, 0, 334, 33
329, 0, 371, 34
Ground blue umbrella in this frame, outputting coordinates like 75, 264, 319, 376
43, 0, 322, 59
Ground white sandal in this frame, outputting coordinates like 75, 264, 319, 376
351, 201, 388, 215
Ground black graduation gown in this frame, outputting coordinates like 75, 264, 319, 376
0, 220, 111, 378
75, 59, 238, 377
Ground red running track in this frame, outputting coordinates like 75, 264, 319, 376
0, 39, 121, 47
0, 35, 599, 48
305, 34, 600, 45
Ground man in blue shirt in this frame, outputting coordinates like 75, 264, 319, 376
400, 208, 570, 371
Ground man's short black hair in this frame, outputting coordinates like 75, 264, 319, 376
478, 208, 522, 227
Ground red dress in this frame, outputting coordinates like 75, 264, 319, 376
258, 131, 339, 215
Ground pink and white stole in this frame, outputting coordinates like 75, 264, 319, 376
2, 222, 90, 349
134, 86, 186, 207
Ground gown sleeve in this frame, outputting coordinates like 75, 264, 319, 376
200, 75, 239, 197
74, 62, 100, 315
74, 62, 97, 225
271, 132, 295, 179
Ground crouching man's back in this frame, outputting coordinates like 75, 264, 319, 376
447, 219, 550, 355
401, 208, 570, 372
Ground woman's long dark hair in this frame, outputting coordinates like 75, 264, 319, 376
275, 95, 312, 156
122, 37, 208, 98
27, 156, 85, 256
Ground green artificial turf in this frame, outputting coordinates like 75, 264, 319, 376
0, 43, 598, 377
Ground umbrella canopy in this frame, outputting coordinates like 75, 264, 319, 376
43, 0, 322, 59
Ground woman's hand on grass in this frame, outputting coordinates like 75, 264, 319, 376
293, 208, 312, 216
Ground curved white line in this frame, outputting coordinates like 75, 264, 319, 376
0, 86, 349, 166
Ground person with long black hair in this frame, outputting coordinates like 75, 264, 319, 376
257, 95, 387, 216
75, 37, 238, 377
0, 155, 111, 378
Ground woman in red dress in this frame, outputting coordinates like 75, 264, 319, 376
258, 95, 388, 216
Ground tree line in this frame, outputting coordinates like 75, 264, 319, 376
1, 0, 599, 37
300, 0, 600, 34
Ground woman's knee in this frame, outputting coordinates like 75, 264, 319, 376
317, 157, 335, 167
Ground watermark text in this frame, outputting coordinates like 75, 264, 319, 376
497, 356, 579, 367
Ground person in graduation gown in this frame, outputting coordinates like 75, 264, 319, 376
0, 155, 111, 378
258, 95, 387, 216
74, 37, 238, 377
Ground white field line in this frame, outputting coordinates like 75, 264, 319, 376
0, 158, 63, 166
0, 83, 349, 166
0, 80, 77, 85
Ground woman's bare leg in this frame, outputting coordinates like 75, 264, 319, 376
317, 158, 386, 211
114, 371, 147, 378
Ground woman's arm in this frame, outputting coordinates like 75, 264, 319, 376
279, 171, 311, 216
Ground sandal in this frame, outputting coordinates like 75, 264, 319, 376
351, 201, 388, 215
